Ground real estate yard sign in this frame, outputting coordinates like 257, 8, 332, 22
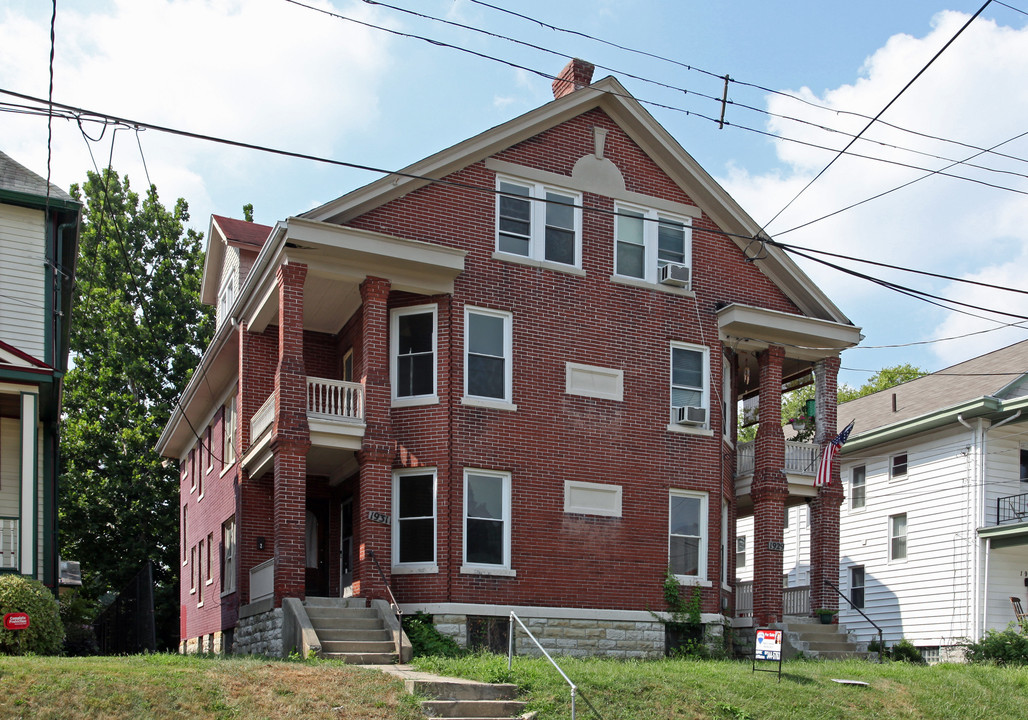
753, 628, 783, 682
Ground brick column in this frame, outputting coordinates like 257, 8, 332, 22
752, 345, 788, 625
271, 262, 310, 605
809, 355, 843, 614
355, 276, 394, 601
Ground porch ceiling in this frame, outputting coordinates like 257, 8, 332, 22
979, 521, 1028, 549
244, 218, 466, 335
718, 303, 862, 362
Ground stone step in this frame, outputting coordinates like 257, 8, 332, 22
310, 616, 386, 631
321, 651, 397, 664
321, 639, 396, 654
407, 679, 518, 701
420, 700, 527, 718
315, 628, 392, 642
305, 606, 379, 620
304, 596, 367, 608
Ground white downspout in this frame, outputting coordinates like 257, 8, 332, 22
956, 414, 982, 640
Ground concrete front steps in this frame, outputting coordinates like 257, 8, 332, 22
304, 598, 398, 664
777, 617, 872, 660
384, 667, 531, 720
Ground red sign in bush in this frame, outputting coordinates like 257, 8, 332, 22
3, 613, 29, 630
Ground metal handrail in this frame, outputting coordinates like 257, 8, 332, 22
824, 579, 883, 663
508, 611, 601, 720
366, 549, 402, 617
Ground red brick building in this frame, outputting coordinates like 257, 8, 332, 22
158, 61, 861, 657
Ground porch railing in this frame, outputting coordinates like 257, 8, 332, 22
733, 581, 809, 617
0, 518, 18, 571
250, 558, 274, 603
784, 585, 810, 616
250, 393, 275, 441
307, 377, 363, 421
736, 441, 820, 477
996, 491, 1028, 526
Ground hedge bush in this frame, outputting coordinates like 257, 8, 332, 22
402, 612, 464, 658
964, 623, 1028, 665
0, 574, 64, 655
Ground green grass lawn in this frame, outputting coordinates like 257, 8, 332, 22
0, 654, 424, 720
412, 653, 1028, 720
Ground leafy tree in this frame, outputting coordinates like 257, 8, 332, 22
60, 169, 213, 651
738, 364, 926, 443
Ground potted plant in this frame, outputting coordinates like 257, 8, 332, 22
815, 608, 837, 624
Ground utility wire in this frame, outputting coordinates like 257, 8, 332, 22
760, 0, 995, 232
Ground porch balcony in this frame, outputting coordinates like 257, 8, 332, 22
735, 440, 821, 517
995, 491, 1028, 526
243, 376, 365, 479
734, 581, 811, 623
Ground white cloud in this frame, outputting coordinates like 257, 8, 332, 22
718, 10, 1028, 371
0, 0, 395, 224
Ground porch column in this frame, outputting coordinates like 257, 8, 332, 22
752, 345, 788, 625
272, 262, 311, 605
809, 355, 843, 614
355, 276, 394, 600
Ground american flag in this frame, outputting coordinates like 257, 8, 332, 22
815, 420, 855, 487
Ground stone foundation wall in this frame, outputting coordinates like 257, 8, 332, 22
433, 614, 678, 658
234, 605, 284, 657
179, 630, 230, 655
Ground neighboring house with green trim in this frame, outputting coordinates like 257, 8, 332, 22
0, 150, 80, 588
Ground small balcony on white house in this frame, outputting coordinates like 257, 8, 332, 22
242, 377, 365, 481
734, 440, 821, 517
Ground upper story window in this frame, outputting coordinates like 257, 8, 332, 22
889, 513, 907, 561
497, 178, 581, 268
890, 453, 908, 480
736, 535, 746, 568
464, 307, 513, 406
670, 342, 709, 428
615, 204, 692, 286
217, 275, 237, 328
390, 305, 437, 405
223, 398, 236, 467
851, 465, 866, 509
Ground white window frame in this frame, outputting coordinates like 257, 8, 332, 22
461, 469, 514, 576
669, 342, 710, 429
613, 202, 693, 284
182, 504, 188, 565
223, 397, 236, 468
668, 489, 709, 584
495, 176, 582, 269
850, 565, 865, 609
390, 304, 438, 407
889, 513, 907, 562
189, 545, 196, 593
890, 452, 908, 480
736, 535, 746, 568
197, 539, 204, 606
463, 307, 515, 409
342, 347, 354, 382
851, 465, 866, 510
221, 516, 236, 596
391, 469, 438, 573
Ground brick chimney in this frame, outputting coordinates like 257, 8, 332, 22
552, 59, 595, 100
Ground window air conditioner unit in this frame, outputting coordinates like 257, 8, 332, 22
675, 406, 707, 425
659, 263, 690, 288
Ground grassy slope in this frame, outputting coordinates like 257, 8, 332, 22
413, 654, 1028, 720
0, 655, 424, 720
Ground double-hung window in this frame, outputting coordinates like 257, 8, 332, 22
850, 566, 865, 609
462, 470, 512, 572
222, 516, 236, 595
615, 204, 692, 284
391, 305, 437, 404
851, 465, 866, 509
669, 490, 708, 581
464, 307, 513, 405
889, 513, 907, 561
890, 453, 908, 480
223, 398, 236, 467
736, 536, 746, 568
497, 178, 580, 267
392, 470, 437, 570
670, 343, 709, 427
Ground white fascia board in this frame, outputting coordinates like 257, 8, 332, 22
717, 303, 862, 359
200, 216, 228, 306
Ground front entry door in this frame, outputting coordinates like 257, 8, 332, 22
340, 497, 354, 596
305, 501, 329, 596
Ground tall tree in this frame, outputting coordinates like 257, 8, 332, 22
60, 169, 212, 650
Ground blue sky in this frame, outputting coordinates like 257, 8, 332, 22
2, 0, 1027, 388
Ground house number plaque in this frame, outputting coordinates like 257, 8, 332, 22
767, 541, 785, 552
368, 511, 390, 525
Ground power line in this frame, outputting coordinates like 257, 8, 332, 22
760, 0, 996, 232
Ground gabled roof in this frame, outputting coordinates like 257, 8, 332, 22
841, 339, 1028, 447
201, 215, 273, 306
212, 214, 272, 249
0, 150, 77, 208
0, 339, 53, 374
302, 76, 853, 326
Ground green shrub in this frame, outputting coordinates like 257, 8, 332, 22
402, 612, 465, 658
889, 638, 925, 664
0, 575, 64, 655
964, 624, 1028, 665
